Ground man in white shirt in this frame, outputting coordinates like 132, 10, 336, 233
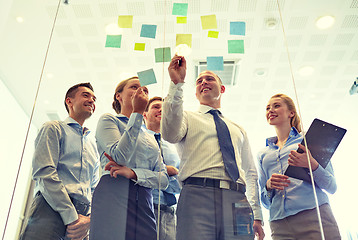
161, 55, 264, 240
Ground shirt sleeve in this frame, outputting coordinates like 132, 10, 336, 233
161, 82, 188, 143
257, 153, 275, 209
32, 122, 78, 225
240, 131, 263, 221
311, 162, 337, 194
96, 113, 142, 166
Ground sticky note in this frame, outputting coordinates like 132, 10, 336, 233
228, 40, 244, 54
134, 43, 145, 51
172, 3, 188, 16
176, 34, 192, 48
230, 21, 246, 36
207, 56, 224, 71
201, 15, 217, 30
177, 16, 187, 24
118, 15, 133, 28
137, 68, 157, 86
140, 24, 157, 39
208, 31, 219, 38
155, 47, 171, 63
105, 35, 122, 48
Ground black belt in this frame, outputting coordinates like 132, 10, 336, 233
36, 191, 90, 216
153, 203, 175, 214
183, 177, 246, 193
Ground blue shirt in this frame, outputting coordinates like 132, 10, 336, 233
257, 127, 337, 221
32, 117, 100, 225
146, 129, 181, 206
95, 113, 169, 190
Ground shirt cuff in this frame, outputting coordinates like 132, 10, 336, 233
168, 82, 184, 98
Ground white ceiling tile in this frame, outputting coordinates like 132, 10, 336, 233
333, 33, 355, 46
308, 34, 328, 46
237, 0, 257, 12
72, 4, 94, 18
326, 50, 346, 61
302, 51, 321, 61
98, 3, 119, 17
55, 25, 74, 37
211, 0, 230, 12
79, 24, 99, 36
341, 15, 358, 28
287, 16, 308, 30
127, 1, 146, 16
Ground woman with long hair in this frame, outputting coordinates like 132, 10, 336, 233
257, 93, 340, 239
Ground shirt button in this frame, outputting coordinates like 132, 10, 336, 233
279, 170, 281, 173
277, 159, 279, 162
282, 195, 285, 198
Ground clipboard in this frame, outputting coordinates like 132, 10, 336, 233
284, 118, 346, 182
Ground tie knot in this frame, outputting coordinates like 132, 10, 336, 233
154, 133, 161, 142
208, 109, 220, 116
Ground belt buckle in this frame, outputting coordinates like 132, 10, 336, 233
219, 180, 230, 190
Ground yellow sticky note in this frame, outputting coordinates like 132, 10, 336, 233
177, 16, 187, 24
208, 31, 219, 38
176, 34, 192, 48
134, 43, 145, 51
201, 15, 217, 30
118, 15, 133, 28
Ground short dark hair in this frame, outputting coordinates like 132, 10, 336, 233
145, 96, 163, 112
64, 82, 94, 113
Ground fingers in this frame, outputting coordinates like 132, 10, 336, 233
104, 152, 114, 162
269, 174, 290, 190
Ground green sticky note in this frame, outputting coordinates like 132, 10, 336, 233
207, 56, 224, 71
228, 40, 244, 54
137, 68, 157, 86
177, 16, 187, 24
172, 3, 188, 16
201, 15, 217, 30
118, 15, 133, 28
134, 43, 145, 51
208, 31, 219, 38
155, 47, 171, 63
176, 34, 192, 48
105, 35, 122, 48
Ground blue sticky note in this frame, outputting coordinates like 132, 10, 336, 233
172, 3, 188, 16
230, 21, 246, 36
137, 68, 157, 86
207, 56, 224, 71
140, 24, 157, 39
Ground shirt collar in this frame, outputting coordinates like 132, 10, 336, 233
266, 127, 300, 147
198, 104, 222, 115
64, 117, 90, 135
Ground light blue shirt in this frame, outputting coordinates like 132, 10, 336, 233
95, 113, 169, 190
32, 117, 100, 225
257, 127, 337, 221
146, 129, 181, 206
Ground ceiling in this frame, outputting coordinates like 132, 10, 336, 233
0, 0, 357, 148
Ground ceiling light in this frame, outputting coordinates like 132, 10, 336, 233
315, 16, 335, 29
105, 23, 123, 35
298, 66, 314, 76
46, 73, 54, 79
254, 68, 267, 76
16, 17, 24, 23
175, 44, 192, 57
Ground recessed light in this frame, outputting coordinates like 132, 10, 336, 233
315, 16, 335, 29
254, 68, 267, 76
16, 17, 24, 23
105, 23, 122, 35
298, 66, 314, 76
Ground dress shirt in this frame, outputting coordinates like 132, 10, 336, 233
146, 129, 181, 206
95, 112, 169, 190
161, 82, 263, 220
32, 117, 100, 225
257, 127, 337, 221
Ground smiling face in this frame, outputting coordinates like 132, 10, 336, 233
195, 71, 225, 108
266, 97, 294, 128
144, 99, 162, 131
66, 86, 96, 123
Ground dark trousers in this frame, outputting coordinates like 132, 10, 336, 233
19, 193, 67, 240
176, 184, 254, 240
89, 175, 157, 240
